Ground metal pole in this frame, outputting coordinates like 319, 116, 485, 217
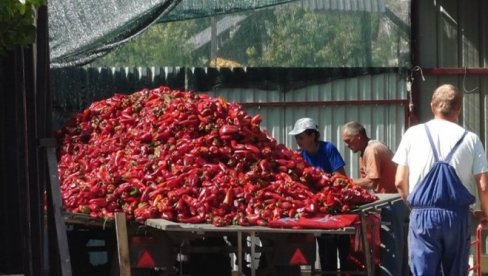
237, 231, 243, 275
250, 231, 256, 276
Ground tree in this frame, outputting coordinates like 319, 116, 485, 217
92, 3, 409, 68
0, 0, 46, 56
91, 19, 204, 67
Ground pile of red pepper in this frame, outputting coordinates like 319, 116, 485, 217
56, 86, 377, 226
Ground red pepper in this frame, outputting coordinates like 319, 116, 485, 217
264, 191, 285, 201
88, 198, 107, 208
114, 183, 132, 195
161, 211, 175, 221
137, 132, 152, 143
120, 114, 136, 125
57, 87, 378, 223
288, 208, 297, 218
251, 114, 262, 125
245, 214, 260, 225
304, 201, 317, 214
256, 218, 268, 226
259, 159, 270, 171
223, 188, 234, 206
219, 125, 240, 136
244, 144, 260, 156
178, 214, 205, 224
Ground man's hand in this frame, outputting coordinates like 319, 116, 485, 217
471, 210, 488, 227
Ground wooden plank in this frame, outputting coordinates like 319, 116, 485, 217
115, 212, 131, 276
359, 213, 373, 276
44, 140, 73, 276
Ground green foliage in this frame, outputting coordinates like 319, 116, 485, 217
92, 20, 204, 67
0, 0, 46, 56
93, 5, 410, 68
260, 8, 366, 66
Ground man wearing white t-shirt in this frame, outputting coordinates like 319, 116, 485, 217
393, 84, 488, 275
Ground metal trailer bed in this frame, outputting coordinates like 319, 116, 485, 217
145, 193, 402, 276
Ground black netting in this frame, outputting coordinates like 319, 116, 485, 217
90, 0, 411, 68
160, 0, 300, 22
48, 0, 300, 68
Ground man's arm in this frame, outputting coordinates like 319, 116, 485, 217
333, 167, 347, 177
395, 165, 409, 202
353, 177, 378, 190
475, 172, 488, 220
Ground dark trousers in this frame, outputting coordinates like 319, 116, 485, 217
379, 200, 410, 276
318, 235, 352, 273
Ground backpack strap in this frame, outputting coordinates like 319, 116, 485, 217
445, 130, 468, 163
424, 124, 439, 162
424, 124, 468, 163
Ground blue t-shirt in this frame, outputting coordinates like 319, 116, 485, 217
300, 141, 345, 173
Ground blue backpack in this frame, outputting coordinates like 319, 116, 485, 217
407, 124, 475, 209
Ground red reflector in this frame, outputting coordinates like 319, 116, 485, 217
137, 250, 156, 268
289, 248, 308, 265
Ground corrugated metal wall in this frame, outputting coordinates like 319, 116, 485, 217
413, 0, 488, 146
300, 0, 385, 12
52, 67, 407, 178
411, 0, 488, 211
207, 73, 407, 178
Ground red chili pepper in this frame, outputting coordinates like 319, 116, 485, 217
288, 208, 297, 218
178, 214, 205, 224
304, 201, 317, 214
259, 159, 270, 172
219, 125, 240, 136
230, 140, 243, 150
88, 198, 107, 208
114, 183, 132, 195
264, 191, 285, 201
256, 218, 268, 226
120, 114, 136, 125
244, 144, 260, 156
137, 132, 152, 143
223, 188, 234, 206
251, 114, 262, 125
326, 194, 336, 206
57, 87, 378, 223
161, 211, 175, 221
245, 214, 260, 225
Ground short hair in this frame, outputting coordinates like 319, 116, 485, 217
342, 121, 366, 136
431, 84, 463, 116
304, 129, 320, 141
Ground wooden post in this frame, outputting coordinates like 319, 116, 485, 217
115, 212, 131, 276
359, 212, 373, 276
42, 138, 72, 276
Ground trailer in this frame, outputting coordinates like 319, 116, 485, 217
63, 194, 401, 276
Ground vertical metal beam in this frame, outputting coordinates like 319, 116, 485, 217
210, 17, 217, 61
36, 4, 51, 275
237, 231, 243, 276
250, 231, 256, 276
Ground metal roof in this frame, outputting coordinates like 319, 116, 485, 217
300, 0, 386, 12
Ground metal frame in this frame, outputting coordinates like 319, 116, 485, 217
145, 194, 402, 276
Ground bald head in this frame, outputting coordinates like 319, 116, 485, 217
431, 84, 462, 120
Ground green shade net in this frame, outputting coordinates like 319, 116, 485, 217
90, 0, 411, 68
161, 0, 300, 21
48, 0, 299, 68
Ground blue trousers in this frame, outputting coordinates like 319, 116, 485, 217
409, 208, 471, 276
